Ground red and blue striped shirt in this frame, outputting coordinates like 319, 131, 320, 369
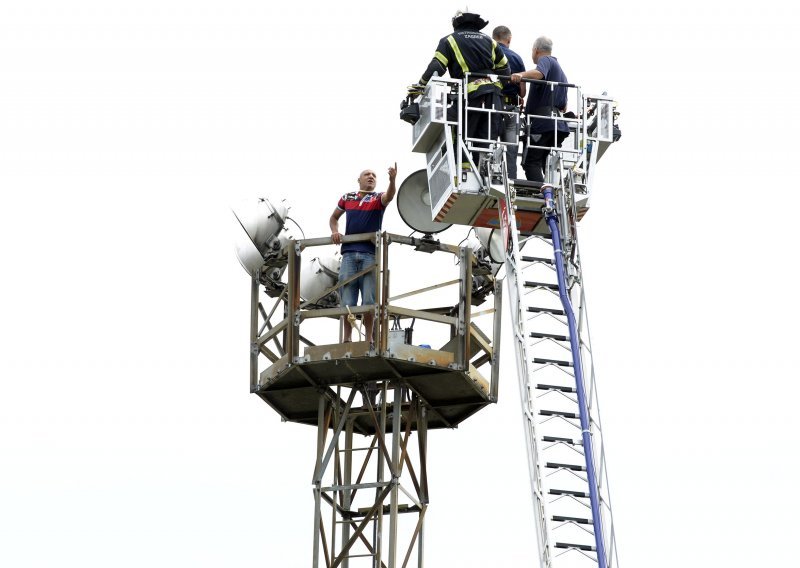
337, 191, 386, 254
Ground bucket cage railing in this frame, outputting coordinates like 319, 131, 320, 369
409, 74, 618, 194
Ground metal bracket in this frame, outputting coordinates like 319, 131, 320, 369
411, 236, 440, 254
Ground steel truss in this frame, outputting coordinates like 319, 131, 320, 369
312, 383, 428, 568
248, 231, 502, 567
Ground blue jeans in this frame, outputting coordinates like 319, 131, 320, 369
339, 251, 376, 307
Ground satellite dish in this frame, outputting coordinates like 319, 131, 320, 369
231, 197, 290, 277
397, 169, 452, 235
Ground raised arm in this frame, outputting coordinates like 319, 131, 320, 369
381, 163, 398, 206
418, 38, 449, 86
419, 58, 447, 86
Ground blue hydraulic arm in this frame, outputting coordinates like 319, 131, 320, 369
543, 186, 607, 567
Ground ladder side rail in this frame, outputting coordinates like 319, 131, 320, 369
502, 191, 553, 568
571, 267, 620, 568
542, 186, 608, 568
507, 253, 553, 568
563, 165, 618, 568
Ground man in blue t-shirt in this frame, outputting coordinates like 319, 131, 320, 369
511, 36, 570, 183
329, 163, 397, 343
492, 26, 526, 179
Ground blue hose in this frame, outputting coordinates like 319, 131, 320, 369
543, 186, 607, 567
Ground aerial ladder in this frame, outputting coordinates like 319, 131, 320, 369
404, 73, 621, 568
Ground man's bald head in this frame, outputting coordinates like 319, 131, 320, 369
358, 170, 377, 192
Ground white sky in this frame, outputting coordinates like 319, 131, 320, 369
2, 1, 799, 566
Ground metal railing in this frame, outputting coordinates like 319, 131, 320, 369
249, 231, 500, 397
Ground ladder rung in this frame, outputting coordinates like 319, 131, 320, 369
543, 435, 581, 445
530, 331, 569, 341
556, 542, 596, 552
546, 461, 586, 472
534, 357, 573, 367
521, 255, 554, 265
542, 436, 583, 446
550, 488, 589, 498
524, 281, 560, 291
536, 384, 576, 393
528, 306, 565, 316
540, 409, 579, 419
552, 515, 592, 525
512, 179, 544, 189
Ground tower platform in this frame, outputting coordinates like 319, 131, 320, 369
253, 341, 491, 434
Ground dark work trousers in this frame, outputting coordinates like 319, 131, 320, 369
448, 91, 502, 167
523, 130, 569, 183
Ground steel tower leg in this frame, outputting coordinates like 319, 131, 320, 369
311, 384, 429, 567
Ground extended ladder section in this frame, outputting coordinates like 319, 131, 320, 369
502, 172, 619, 568
503, 174, 619, 568
408, 76, 620, 568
